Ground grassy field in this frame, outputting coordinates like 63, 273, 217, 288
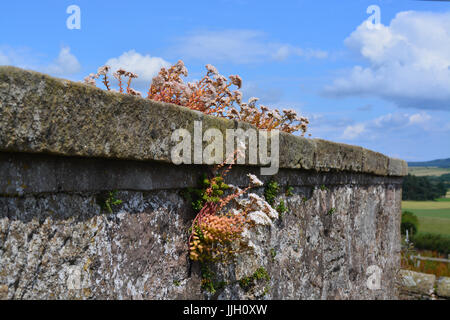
402, 200, 450, 236
407, 166, 450, 176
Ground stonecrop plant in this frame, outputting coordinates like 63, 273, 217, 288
85, 60, 310, 136
187, 157, 264, 262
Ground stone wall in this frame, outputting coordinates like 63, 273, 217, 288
0, 67, 407, 300
399, 270, 450, 300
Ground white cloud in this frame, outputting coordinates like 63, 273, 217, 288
342, 123, 365, 140
0, 46, 35, 69
341, 112, 433, 140
308, 110, 449, 160
272, 45, 328, 61
0, 46, 80, 76
175, 30, 327, 64
45, 47, 81, 75
409, 112, 431, 125
324, 11, 450, 111
105, 50, 170, 83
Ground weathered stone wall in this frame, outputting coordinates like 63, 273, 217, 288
399, 270, 450, 300
0, 67, 407, 300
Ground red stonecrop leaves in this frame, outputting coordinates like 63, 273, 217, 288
188, 202, 251, 262
187, 161, 264, 262
85, 60, 310, 136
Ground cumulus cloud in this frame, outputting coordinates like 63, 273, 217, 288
0, 46, 36, 69
0, 46, 81, 76
302, 113, 354, 140
340, 112, 433, 140
323, 11, 450, 111
175, 30, 327, 64
342, 124, 365, 140
45, 47, 81, 75
308, 110, 449, 160
105, 50, 170, 83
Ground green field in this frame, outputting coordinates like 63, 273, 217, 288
407, 166, 450, 177
402, 200, 450, 236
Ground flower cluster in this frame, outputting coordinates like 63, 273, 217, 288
146, 60, 190, 105
233, 98, 309, 134
85, 61, 309, 135
84, 65, 141, 96
189, 205, 250, 262
188, 164, 264, 262
247, 173, 264, 187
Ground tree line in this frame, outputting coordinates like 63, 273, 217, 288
402, 174, 448, 201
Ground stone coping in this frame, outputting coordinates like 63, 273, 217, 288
0, 66, 407, 176
400, 270, 450, 299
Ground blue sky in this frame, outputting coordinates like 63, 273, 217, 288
1, 0, 449, 161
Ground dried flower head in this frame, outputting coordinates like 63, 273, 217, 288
247, 97, 259, 107
260, 105, 269, 113
115, 68, 127, 76
174, 60, 188, 77
233, 91, 243, 104
128, 88, 142, 96
229, 75, 242, 89
125, 71, 138, 79
97, 66, 110, 76
83, 75, 97, 86
247, 174, 264, 187
206, 64, 218, 76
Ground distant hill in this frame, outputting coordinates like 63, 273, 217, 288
408, 158, 450, 168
